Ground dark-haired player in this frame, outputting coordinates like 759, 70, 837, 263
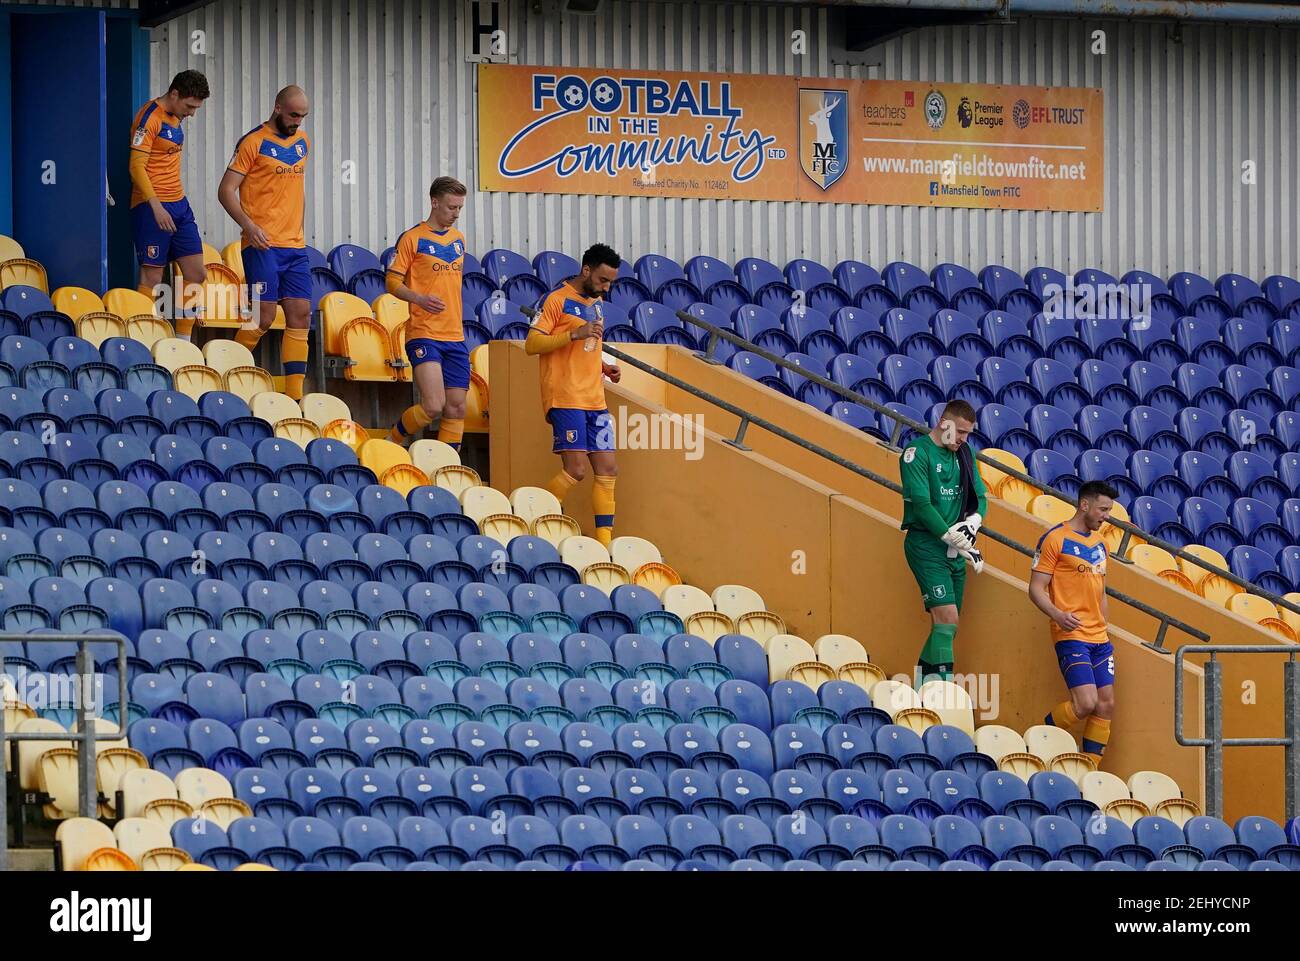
525, 244, 623, 548
129, 69, 211, 340
1030, 480, 1119, 767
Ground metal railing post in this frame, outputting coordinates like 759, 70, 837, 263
1204, 656, 1224, 819
1286, 657, 1299, 823
75, 645, 97, 819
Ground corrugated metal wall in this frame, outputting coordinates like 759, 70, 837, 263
143, 0, 1299, 279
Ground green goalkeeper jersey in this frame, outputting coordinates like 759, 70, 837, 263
899, 433, 988, 539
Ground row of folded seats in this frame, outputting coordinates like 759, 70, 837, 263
38, 717, 1298, 871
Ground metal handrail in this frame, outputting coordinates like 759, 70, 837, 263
669, 306, 1300, 622
1174, 644, 1299, 820
1, 634, 129, 871
518, 306, 1210, 650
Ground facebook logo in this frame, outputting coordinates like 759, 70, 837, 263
929, 181, 940, 196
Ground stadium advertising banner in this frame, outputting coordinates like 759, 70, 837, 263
477, 64, 1103, 212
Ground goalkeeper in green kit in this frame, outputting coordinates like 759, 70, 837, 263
899, 399, 987, 684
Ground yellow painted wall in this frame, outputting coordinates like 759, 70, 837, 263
489, 339, 1221, 816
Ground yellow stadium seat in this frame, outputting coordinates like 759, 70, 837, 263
299, 392, 352, 429
1259, 617, 1298, 641
561, 535, 611, 572
173, 364, 223, 401
788, 660, 837, 688
234, 863, 277, 871
380, 463, 429, 497
838, 661, 887, 689
1179, 544, 1229, 588
174, 767, 234, 809
735, 610, 784, 643
203, 339, 257, 375
509, 487, 563, 527
998, 752, 1047, 780
1278, 593, 1300, 639
0, 234, 23, 261
320, 292, 373, 352
104, 288, 157, 318
1022, 724, 1078, 764
84, 848, 140, 871
118, 769, 178, 819
342, 316, 399, 380
1198, 571, 1241, 608
1228, 592, 1279, 624
196, 272, 247, 327
531, 513, 582, 548
632, 561, 682, 595
662, 584, 714, 621
1153, 797, 1201, 826
765, 634, 816, 682
224, 366, 276, 403
1129, 543, 1195, 589
461, 485, 513, 525
1127, 770, 1183, 810
176, 863, 216, 871
1028, 495, 1075, 526
140, 847, 192, 871
53, 286, 106, 320
96, 749, 148, 806
1080, 770, 1130, 808
470, 344, 489, 380
142, 798, 194, 830
870, 679, 923, 718
433, 464, 481, 497
113, 818, 173, 865
358, 437, 412, 478
918, 680, 976, 737
711, 585, 766, 622
202, 241, 223, 266
1, 701, 34, 774
251, 392, 303, 425
37, 747, 81, 819
275, 417, 322, 447
583, 561, 631, 592
979, 448, 1036, 504
685, 610, 733, 643
222, 241, 245, 280
152, 337, 204, 372
1, 257, 48, 292
1050, 752, 1097, 782
56, 817, 116, 871
127, 314, 174, 348
465, 370, 489, 429
410, 440, 461, 476
16, 717, 70, 790
76, 312, 128, 348
610, 536, 662, 572
481, 513, 530, 543
372, 294, 411, 382
196, 796, 252, 830
813, 634, 868, 671
323, 419, 369, 451
973, 724, 1027, 763
1104, 797, 1151, 827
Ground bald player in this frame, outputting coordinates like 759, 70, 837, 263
129, 70, 210, 340
217, 86, 313, 400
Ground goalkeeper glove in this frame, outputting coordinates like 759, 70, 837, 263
942, 522, 975, 554
960, 546, 985, 574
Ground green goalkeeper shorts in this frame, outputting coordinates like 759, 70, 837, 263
903, 529, 966, 611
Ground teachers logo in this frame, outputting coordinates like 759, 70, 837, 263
799, 89, 848, 190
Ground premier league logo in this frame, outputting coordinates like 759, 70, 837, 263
799, 89, 848, 191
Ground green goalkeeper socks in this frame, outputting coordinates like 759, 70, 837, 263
917, 623, 957, 683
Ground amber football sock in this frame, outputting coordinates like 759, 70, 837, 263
1082, 716, 1111, 765
545, 470, 578, 504
389, 404, 434, 445
281, 327, 310, 401
437, 418, 465, 453
592, 474, 616, 549
1046, 699, 1081, 729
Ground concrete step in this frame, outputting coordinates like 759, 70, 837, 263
4, 847, 53, 871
